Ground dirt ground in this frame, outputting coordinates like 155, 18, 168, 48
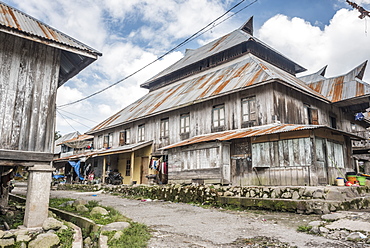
38, 188, 363, 248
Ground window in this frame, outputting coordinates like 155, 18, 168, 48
212, 104, 225, 128
160, 118, 169, 138
98, 135, 103, 148
108, 133, 113, 147
138, 124, 145, 142
351, 123, 356, 132
180, 113, 190, 133
119, 129, 131, 146
330, 116, 337, 129
305, 104, 319, 125
241, 96, 256, 126
103, 135, 109, 148
125, 159, 131, 176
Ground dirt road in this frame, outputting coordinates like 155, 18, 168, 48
44, 189, 357, 248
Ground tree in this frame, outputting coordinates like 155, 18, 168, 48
55, 131, 62, 140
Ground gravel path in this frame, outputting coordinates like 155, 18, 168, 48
46, 189, 355, 248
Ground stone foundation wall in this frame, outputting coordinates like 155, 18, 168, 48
58, 184, 370, 214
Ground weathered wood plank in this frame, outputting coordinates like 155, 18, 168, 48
0, 149, 53, 162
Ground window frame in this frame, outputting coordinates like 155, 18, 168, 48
212, 104, 225, 129
160, 118, 169, 138
138, 124, 145, 142
119, 128, 131, 146
125, 159, 131, 176
241, 96, 256, 125
180, 113, 190, 134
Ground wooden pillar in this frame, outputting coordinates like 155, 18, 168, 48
24, 163, 54, 228
102, 156, 106, 184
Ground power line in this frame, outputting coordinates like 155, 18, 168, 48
57, 110, 79, 132
58, 0, 257, 108
57, 110, 93, 130
58, 108, 98, 124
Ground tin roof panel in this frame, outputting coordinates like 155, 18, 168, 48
0, 1, 101, 56
89, 53, 328, 133
160, 124, 359, 150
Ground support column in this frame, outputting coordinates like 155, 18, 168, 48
102, 156, 106, 184
24, 163, 54, 228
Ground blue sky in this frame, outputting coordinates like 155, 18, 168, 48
3, 0, 370, 135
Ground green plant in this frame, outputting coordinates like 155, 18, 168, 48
56, 227, 75, 248
105, 222, 151, 248
297, 225, 312, 233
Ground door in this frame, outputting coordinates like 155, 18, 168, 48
315, 138, 328, 185
140, 157, 149, 184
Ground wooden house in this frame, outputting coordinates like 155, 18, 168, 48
0, 2, 101, 227
85, 17, 369, 186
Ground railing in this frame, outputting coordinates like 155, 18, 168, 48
352, 131, 370, 148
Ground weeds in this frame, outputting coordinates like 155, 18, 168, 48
297, 225, 312, 233
104, 222, 151, 248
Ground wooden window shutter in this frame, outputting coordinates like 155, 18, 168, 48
311, 109, 319, 125
119, 131, 125, 146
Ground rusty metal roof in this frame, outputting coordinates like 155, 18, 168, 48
300, 61, 370, 103
61, 134, 94, 145
160, 124, 360, 150
0, 1, 101, 85
141, 27, 306, 88
88, 53, 328, 133
53, 140, 153, 161
0, 2, 101, 56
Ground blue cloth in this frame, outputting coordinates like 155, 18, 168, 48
355, 112, 365, 121
68, 161, 84, 180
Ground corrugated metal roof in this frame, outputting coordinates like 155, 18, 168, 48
53, 140, 153, 161
0, 1, 101, 56
160, 124, 360, 150
0, 1, 101, 86
300, 61, 370, 102
142, 28, 305, 88
88, 53, 327, 133
55, 131, 80, 146
62, 134, 93, 145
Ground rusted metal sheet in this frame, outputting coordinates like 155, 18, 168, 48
300, 61, 370, 102
89, 54, 327, 133
142, 28, 305, 88
0, 2, 101, 56
160, 124, 359, 150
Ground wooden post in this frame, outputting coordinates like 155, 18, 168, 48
102, 156, 106, 184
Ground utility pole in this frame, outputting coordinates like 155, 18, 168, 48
346, 0, 370, 19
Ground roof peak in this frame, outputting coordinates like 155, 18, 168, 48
240, 16, 253, 35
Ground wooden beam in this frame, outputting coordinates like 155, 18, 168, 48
0, 149, 53, 163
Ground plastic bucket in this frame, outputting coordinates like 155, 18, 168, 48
335, 178, 345, 186
357, 176, 366, 186
347, 175, 357, 184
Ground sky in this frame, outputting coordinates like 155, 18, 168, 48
3, 0, 370, 135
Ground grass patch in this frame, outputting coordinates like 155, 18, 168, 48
104, 222, 151, 248
56, 226, 75, 248
297, 225, 312, 233
0, 200, 25, 229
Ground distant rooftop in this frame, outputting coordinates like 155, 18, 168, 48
141, 17, 306, 91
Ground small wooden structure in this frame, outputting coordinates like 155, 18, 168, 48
0, 2, 101, 227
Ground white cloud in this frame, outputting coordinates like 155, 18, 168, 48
257, 9, 370, 82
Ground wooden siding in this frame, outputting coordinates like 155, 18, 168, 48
0, 32, 60, 155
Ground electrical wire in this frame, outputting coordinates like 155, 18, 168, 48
58, 108, 98, 124
57, 110, 79, 132
57, 0, 258, 108
57, 110, 91, 129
